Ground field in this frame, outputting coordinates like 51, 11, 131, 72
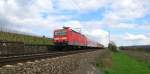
0, 31, 53, 45
97, 52, 150, 74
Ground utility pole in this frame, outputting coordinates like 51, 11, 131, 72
0, 24, 2, 31
108, 30, 110, 43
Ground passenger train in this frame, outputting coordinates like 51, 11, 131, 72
53, 27, 104, 50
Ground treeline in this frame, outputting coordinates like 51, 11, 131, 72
120, 45, 150, 52
0, 31, 53, 45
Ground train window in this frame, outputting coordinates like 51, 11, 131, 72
55, 30, 66, 35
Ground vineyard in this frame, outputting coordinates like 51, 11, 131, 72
0, 31, 53, 45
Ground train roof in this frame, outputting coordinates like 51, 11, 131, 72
71, 29, 86, 37
54, 27, 86, 37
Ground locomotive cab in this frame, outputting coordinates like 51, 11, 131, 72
54, 27, 69, 47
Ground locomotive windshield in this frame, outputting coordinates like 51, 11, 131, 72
54, 30, 66, 36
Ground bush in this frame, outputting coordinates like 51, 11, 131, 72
108, 41, 118, 52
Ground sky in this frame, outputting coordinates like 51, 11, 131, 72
0, 0, 150, 46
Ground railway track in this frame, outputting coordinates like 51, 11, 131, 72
0, 49, 100, 67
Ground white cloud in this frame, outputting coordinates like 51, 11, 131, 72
57, 0, 108, 12
100, 0, 150, 29
110, 0, 150, 19
63, 20, 82, 29
107, 23, 150, 29
124, 33, 148, 41
111, 33, 150, 46
84, 29, 109, 46
117, 33, 150, 46
1, 0, 54, 19
0, 0, 62, 33
138, 24, 150, 29
0, 0, 150, 46
109, 23, 136, 29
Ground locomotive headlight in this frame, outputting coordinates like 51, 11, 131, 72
62, 37, 67, 39
54, 38, 60, 40
54, 37, 67, 40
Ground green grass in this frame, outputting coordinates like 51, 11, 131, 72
0, 31, 53, 45
145, 51, 150, 55
97, 52, 150, 74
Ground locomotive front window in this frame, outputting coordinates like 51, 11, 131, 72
55, 30, 66, 35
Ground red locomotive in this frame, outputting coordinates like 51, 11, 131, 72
53, 27, 103, 50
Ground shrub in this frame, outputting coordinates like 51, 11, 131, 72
108, 41, 118, 52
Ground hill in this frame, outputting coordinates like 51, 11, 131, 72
0, 31, 53, 45
120, 45, 150, 51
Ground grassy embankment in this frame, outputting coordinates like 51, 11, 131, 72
97, 52, 150, 74
0, 31, 53, 45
